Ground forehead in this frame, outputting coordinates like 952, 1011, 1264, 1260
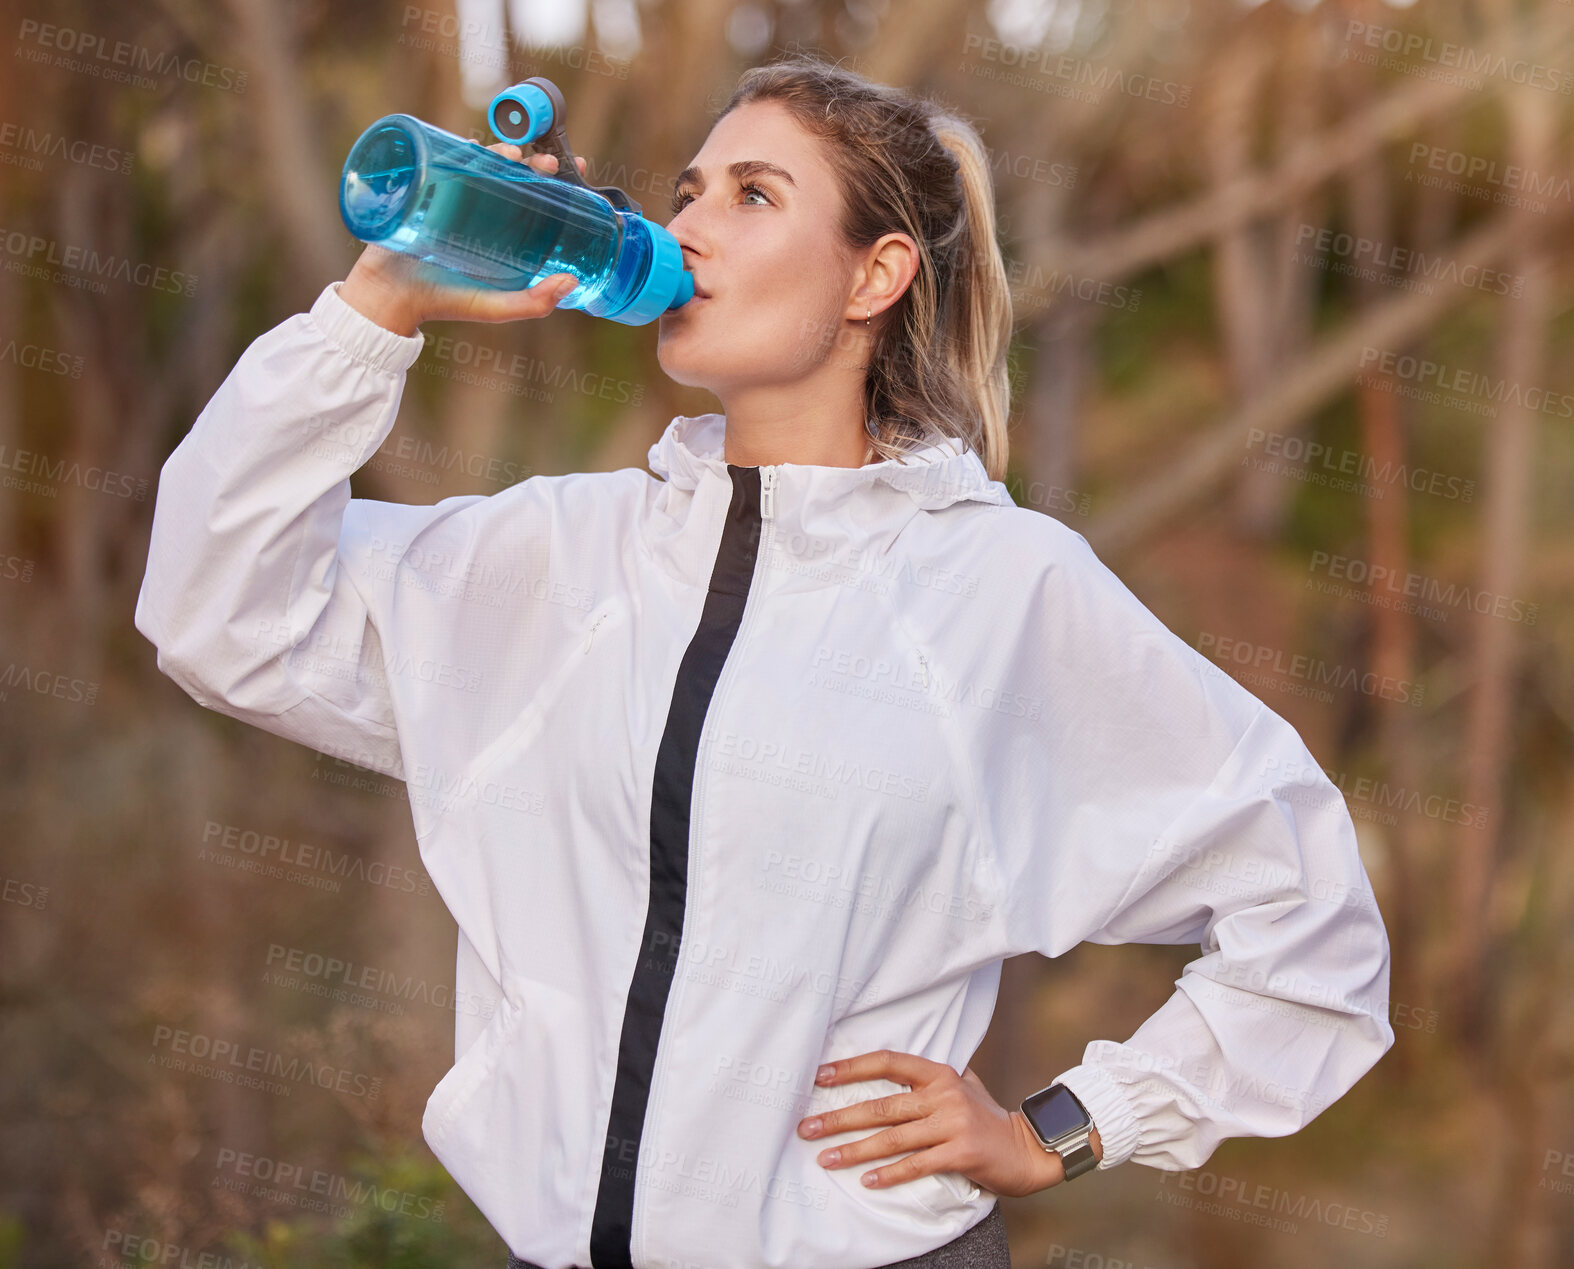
687, 99, 833, 191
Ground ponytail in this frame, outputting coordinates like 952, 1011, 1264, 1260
929, 114, 1013, 483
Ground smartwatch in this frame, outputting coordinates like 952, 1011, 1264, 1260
1019, 1082, 1099, 1181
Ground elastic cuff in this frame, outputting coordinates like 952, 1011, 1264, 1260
1048, 1063, 1144, 1170
308, 280, 426, 375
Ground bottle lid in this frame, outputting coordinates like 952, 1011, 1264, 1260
488, 83, 555, 145
605, 219, 694, 326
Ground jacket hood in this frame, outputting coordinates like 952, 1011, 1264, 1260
646, 413, 1010, 513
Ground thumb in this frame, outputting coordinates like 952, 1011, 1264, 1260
519, 272, 578, 313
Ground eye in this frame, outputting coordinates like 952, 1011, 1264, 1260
668, 182, 773, 216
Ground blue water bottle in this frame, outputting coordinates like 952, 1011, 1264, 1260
339, 77, 693, 325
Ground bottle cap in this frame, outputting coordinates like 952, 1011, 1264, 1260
605, 218, 694, 326
488, 83, 555, 145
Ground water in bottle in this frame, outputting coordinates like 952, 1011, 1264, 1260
340, 114, 691, 326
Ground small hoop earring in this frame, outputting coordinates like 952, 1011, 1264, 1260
865, 305, 872, 327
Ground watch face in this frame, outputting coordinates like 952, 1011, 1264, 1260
1023, 1084, 1089, 1142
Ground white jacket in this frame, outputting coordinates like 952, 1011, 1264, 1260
135, 281, 1395, 1269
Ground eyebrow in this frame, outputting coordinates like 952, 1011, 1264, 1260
673, 159, 797, 193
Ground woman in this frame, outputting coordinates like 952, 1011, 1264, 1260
136, 54, 1394, 1269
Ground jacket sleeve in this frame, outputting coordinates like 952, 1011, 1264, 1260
990, 525, 1395, 1173
134, 280, 470, 780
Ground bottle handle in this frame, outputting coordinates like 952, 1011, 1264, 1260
490, 77, 644, 216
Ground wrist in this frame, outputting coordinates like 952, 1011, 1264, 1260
339, 263, 423, 337
1019, 1083, 1103, 1181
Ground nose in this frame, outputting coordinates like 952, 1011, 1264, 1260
670, 214, 702, 262
670, 225, 706, 291
667, 191, 712, 255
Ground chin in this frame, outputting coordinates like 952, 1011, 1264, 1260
655, 345, 705, 389
656, 330, 722, 390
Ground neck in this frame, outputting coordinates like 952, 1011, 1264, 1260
718, 371, 871, 469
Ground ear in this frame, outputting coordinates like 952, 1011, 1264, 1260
845, 231, 919, 324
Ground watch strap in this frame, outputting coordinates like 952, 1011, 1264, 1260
1055, 1134, 1100, 1179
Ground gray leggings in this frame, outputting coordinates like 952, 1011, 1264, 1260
505, 1200, 1009, 1268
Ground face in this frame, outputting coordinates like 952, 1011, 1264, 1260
656, 100, 861, 397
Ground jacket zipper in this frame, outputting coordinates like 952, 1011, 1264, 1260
630, 465, 775, 1267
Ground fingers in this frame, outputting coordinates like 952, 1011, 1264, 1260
815, 1127, 952, 1188
815, 1050, 943, 1091
483, 142, 589, 180
799, 1087, 925, 1140
427, 273, 576, 325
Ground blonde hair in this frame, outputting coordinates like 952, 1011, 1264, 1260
718, 54, 1013, 480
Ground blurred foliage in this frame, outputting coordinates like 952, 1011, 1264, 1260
3, 0, 1574, 1266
